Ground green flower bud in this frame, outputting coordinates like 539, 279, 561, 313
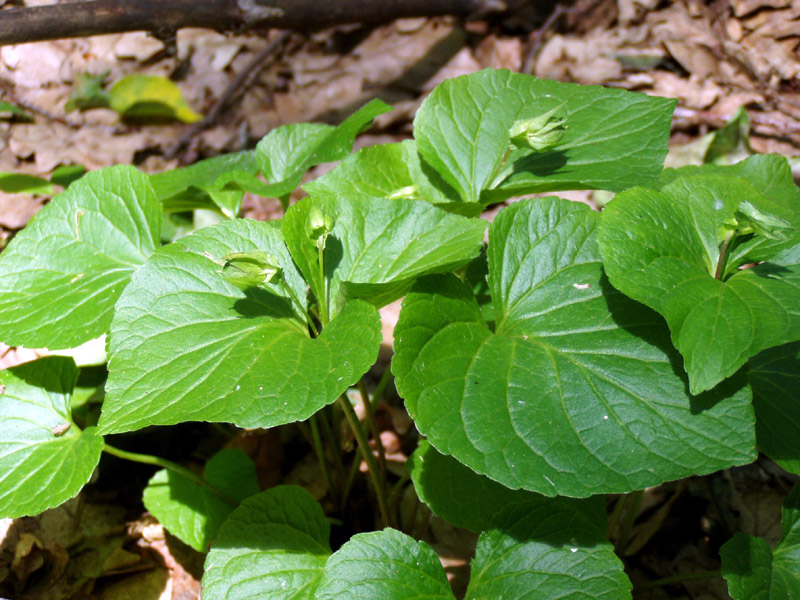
309, 206, 334, 250
509, 106, 567, 151
221, 251, 282, 291
734, 200, 793, 240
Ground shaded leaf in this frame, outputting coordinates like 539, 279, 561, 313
749, 342, 800, 475
721, 483, 800, 599
0, 357, 104, 518
143, 448, 260, 553
0, 165, 161, 349
409, 439, 540, 533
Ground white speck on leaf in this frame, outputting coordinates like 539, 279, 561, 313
52, 423, 71, 436
235, 384, 241, 391
714, 198, 724, 210
603, 415, 609, 420
70, 273, 85, 283
75, 210, 84, 238
573, 283, 591, 290
570, 548, 578, 553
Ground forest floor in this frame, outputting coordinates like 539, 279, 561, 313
1, 1, 799, 598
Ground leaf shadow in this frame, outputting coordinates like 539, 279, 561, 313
508, 148, 569, 178
232, 287, 296, 321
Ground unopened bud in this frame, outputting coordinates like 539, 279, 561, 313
221, 251, 282, 290
509, 106, 567, 151
309, 206, 334, 250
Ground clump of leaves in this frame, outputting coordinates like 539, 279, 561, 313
0, 69, 798, 598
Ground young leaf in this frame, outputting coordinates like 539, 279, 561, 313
315, 529, 455, 600
143, 448, 260, 553
413, 69, 675, 206
721, 483, 800, 598
282, 195, 487, 318
202, 486, 331, 600
0, 100, 33, 122
64, 70, 110, 112
303, 140, 463, 212
598, 174, 800, 394
657, 154, 800, 264
99, 218, 381, 434
0, 172, 54, 195
0, 357, 104, 518
109, 74, 202, 123
0, 165, 161, 349
409, 439, 541, 533
150, 151, 259, 217
393, 198, 755, 497
256, 99, 392, 201
465, 498, 632, 599
749, 342, 800, 475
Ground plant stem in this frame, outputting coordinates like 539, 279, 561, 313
318, 407, 347, 491
337, 394, 392, 528
637, 570, 722, 591
317, 242, 329, 326
308, 414, 336, 504
280, 279, 318, 336
358, 379, 387, 480
103, 443, 238, 505
606, 494, 626, 541
371, 365, 394, 408
715, 231, 735, 280
619, 489, 643, 553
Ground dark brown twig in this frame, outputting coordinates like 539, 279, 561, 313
521, 3, 569, 74
0, 0, 503, 47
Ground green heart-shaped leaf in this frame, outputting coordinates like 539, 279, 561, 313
414, 69, 675, 206
598, 173, 800, 393
0, 357, 104, 518
315, 529, 455, 600
202, 486, 331, 600
0, 165, 161, 349
393, 197, 755, 497
99, 218, 380, 434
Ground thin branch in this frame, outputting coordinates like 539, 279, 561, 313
0, 0, 503, 47
165, 30, 292, 159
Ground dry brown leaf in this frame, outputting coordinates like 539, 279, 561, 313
732, 0, 793, 17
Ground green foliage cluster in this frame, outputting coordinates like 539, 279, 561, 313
1, 68, 798, 598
